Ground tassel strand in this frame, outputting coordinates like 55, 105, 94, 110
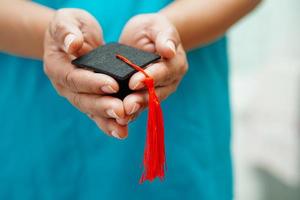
116, 54, 166, 183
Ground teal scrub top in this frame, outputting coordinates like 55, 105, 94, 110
0, 0, 232, 199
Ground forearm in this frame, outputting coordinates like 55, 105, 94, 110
0, 0, 54, 59
160, 0, 262, 50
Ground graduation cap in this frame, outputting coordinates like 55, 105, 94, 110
72, 42, 166, 183
71, 43, 161, 99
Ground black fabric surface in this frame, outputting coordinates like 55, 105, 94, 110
72, 43, 160, 99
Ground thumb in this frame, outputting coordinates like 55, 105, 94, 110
155, 29, 178, 59
49, 12, 84, 55
63, 32, 84, 55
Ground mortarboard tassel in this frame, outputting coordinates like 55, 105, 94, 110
116, 54, 166, 183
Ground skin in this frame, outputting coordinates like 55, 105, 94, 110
118, 14, 187, 125
0, 0, 262, 139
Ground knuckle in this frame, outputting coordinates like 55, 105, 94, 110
168, 81, 179, 96
178, 58, 188, 75
87, 113, 95, 119
49, 81, 65, 97
71, 93, 83, 109
93, 118, 110, 135
158, 91, 168, 102
178, 51, 188, 74
171, 83, 179, 93
57, 86, 69, 98
87, 83, 96, 93
51, 21, 67, 40
93, 98, 105, 116
85, 70, 105, 93
55, 21, 66, 33
160, 85, 177, 102
129, 113, 140, 123
64, 70, 72, 87
43, 63, 52, 76
155, 64, 171, 84
53, 83, 65, 97
181, 62, 189, 75
56, 89, 65, 97
64, 70, 78, 91
94, 120, 104, 131
165, 67, 173, 82
143, 93, 149, 105
56, 88, 65, 97
162, 66, 173, 84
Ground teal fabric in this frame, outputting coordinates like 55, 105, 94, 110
0, 0, 232, 199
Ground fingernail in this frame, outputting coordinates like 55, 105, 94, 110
129, 103, 140, 115
133, 82, 144, 90
110, 130, 121, 139
116, 118, 128, 126
64, 34, 76, 52
106, 109, 119, 119
166, 40, 176, 54
101, 85, 117, 94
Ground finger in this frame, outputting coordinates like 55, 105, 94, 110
147, 15, 180, 59
133, 38, 156, 53
63, 91, 125, 119
154, 29, 178, 59
44, 54, 119, 94
63, 67, 119, 94
116, 109, 142, 126
130, 45, 188, 90
49, 9, 104, 55
123, 83, 178, 116
74, 10, 104, 55
129, 62, 176, 90
91, 116, 128, 139
49, 11, 84, 54
80, 19, 103, 47
142, 43, 156, 53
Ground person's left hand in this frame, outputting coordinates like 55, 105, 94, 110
118, 14, 188, 124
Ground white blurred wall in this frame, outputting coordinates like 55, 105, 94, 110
228, 0, 300, 199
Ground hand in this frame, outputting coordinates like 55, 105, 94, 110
43, 9, 128, 139
119, 14, 188, 123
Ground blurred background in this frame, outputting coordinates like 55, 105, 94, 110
228, 0, 300, 199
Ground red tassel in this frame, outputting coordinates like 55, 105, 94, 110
116, 54, 166, 183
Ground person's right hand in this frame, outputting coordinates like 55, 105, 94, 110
43, 9, 128, 139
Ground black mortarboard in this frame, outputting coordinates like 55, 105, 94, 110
71, 43, 160, 99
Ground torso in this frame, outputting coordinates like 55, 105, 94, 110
0, 1, 232, 199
